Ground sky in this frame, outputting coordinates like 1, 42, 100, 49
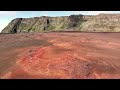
0, 11, 120, 32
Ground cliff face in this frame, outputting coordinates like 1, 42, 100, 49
1, 15, 93, 33
81, 14, 120, 32
2, 14, 120, 33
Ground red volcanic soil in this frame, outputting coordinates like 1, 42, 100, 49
0, 32, 120, 79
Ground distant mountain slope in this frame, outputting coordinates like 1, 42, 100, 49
81, 14, 120, 32
1, 14, 120, 33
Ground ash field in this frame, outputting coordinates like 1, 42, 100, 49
0, 32, 120, 79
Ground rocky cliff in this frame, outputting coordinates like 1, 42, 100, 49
2, 14, 120, 33
81, 14, 120, 32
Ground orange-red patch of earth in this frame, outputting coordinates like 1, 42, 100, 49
1, 33, 120, 79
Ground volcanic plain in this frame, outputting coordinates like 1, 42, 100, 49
0, 32, 120, 79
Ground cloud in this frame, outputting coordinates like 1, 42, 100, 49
0, 22, 8, 32
0, 11, 17, 16
43, 14, 47, 16
41, 11, 48, 16
84, 11, 108, 15
65, 11, 120, 15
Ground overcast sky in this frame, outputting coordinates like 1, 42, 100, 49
0, 11, 120, 32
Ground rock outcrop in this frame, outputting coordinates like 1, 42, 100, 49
2, 13, 120, 33
81, 14, 120, 32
